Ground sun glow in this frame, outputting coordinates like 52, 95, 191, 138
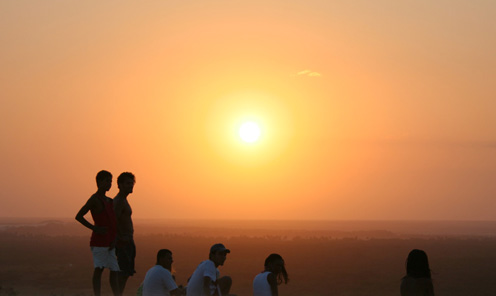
239, 121, 261, 143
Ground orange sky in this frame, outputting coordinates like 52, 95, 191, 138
1, 0, 495, 220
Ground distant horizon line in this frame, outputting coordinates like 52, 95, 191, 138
1, 216, 496, 222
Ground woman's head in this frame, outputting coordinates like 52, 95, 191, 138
264, 253, 289, 284
406, 249, 431, 279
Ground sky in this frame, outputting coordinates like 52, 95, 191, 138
1, 0, 495, 220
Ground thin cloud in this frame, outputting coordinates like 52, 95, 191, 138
308, 72, 322, 77
296, 69, 322, 77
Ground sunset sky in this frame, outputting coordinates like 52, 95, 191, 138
1, 0, 495, 220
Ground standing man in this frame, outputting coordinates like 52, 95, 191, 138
142, 249, 185, 296
186, 243, 232, 296
114, 172, 137, 295
75, 170, 120, 296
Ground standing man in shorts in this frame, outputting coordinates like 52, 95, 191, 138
75, 170, 120, 296
114, 172, 137, 295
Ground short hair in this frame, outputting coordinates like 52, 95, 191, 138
117, 172, 136, 185
156, 249, 172, 263
96, 170, 112, 183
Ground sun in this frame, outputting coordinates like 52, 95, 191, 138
239, 121, 261, 143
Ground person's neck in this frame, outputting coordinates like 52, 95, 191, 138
158, 263, 171, 271
209, 259, 220, 268
115, 192, 129, 200
95, 189, 107, 197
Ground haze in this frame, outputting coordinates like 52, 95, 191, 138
1, 0, 495, 220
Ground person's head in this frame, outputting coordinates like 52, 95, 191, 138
406, 249, 431, 279
96, 170, 112, 191
209, 243, 230, 267
264, 253, 288, 285
117, 172, 135, 194
156, 249, 173, 270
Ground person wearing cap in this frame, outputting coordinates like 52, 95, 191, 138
186, 243, 232, 296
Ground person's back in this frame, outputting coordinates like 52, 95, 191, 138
143, 249, 182, 296
401, 275, 434, 296
252, 254, 288, 296
142, 265, 177, 296
187, 260, 218, 296
253, 271, 272, 296
187, 243, 232, 296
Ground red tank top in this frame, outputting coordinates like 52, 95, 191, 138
90, 196, 117, 247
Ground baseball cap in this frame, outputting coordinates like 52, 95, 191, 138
210, 243, 230, 254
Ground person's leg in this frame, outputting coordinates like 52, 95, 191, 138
108, 248, 121, 296
92, 267, 104, 296
118, 274, 129, 295
91, 247, 108, 296
217, 276, 232, 296
116, 242, 134, 295
109, 270, 120, 296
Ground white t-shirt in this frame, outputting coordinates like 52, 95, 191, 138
253, 271, 272, 296
186, 260, 219, 296
142, 265, 178, 296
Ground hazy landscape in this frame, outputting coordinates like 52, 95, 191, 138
2, 218, 496, 296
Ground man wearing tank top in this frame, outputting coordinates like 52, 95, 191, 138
75, 170, 120, 296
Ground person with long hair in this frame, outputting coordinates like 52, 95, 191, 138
253, 254, 289, 296
401, 249, 434, 296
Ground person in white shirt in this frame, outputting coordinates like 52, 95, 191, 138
142, 249, 184, 296
186, 243, 232, 296
253, 254, 289, 296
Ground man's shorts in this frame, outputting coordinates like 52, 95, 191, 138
116, 240, 136, 276
90, 247, 120, 271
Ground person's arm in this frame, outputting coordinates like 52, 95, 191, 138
267, 272, 278, 296
203, 276, 214, 296
113, 198, 123, 221
75, 197, 106, 234
170, 287, 186, 296
164, 270, 182, 296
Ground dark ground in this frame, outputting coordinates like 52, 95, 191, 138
1, 220, 496, 296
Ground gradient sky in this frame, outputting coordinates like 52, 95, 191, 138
1, 0, 495, 220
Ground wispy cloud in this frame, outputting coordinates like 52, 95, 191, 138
296, 69, 322, 77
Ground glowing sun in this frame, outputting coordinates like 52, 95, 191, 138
239, 121, 261, 143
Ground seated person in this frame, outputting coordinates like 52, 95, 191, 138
186, 243, 232, 296
142, 249, 185, 296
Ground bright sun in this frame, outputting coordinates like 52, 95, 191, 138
239, 121, 261, 143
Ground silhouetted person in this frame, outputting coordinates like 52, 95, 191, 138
401, 249, 434, 296
142, 249, 185, 296
186, 243, 232, 296
253, 254, 288, 296
114, 172, 137, 295
75, 170, 120, 296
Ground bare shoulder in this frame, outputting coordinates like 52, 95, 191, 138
85, 194, 100, 207
267, 272, 277, 283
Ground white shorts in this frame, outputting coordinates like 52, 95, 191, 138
90, 247, 120, 271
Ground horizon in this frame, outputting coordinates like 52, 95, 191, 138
4, 216, 496, 222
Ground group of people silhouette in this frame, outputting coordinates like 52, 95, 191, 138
76, 170, 434, 296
